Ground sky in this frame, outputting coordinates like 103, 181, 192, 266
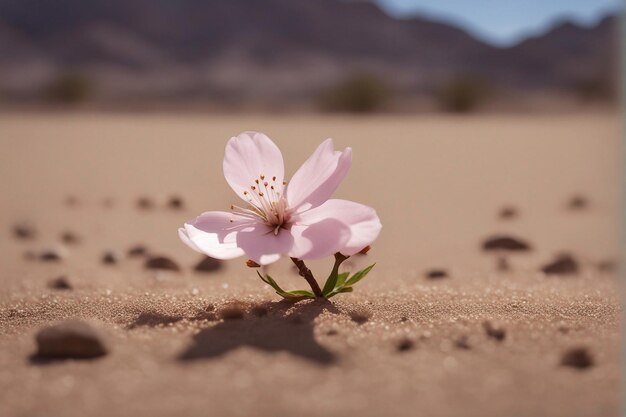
375, 0, 622, 46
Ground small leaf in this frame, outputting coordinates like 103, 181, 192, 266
257, 271, 315, 300
286, 290, 316, 298
327, 286, 354, 298
335, 272, 350, 288
345, 263, 376, 286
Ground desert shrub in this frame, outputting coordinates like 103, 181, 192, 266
320, 73, 390, 113
439, 75, 488, 113
572, 77, 616, 103
44, 73, 92, 104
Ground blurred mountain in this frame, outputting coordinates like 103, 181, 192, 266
0, 0, 618, 105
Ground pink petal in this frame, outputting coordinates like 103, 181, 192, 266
223, 132, 285, 201
293, 199, 382, 256
180, 211, 245, 260
286, 139, 351, 212
235, 225, 295, 265
288, 218, 351, 260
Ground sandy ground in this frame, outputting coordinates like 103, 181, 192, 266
0, 112, 621, 417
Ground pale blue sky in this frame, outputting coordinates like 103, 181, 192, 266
374, 0, 622, 46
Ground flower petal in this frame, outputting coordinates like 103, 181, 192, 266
223, 131, 285, 201
288, 218, 351, 260
293, 199, 382, 256
236, 224, 294, 265
180, 211, 246, 260
286, 139, 351, 212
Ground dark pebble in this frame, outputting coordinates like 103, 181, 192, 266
482, 235, 531, 252
101, 251, 118, 265
349, 308, 371, 324
426, 269, 448, 279
48, 276, 72, 290
561, 347, 593, 369
127, 245, 148, 258
137, 197, 154, 210
220, 304, 245, 320
35, 320, 108, 359
167, 196, 184, 210
541, 254, 579, 275
40, 249, 63, 262
194, 256, 223, 273
568, 195, 589, 210
499, 206, 518, 220
251, 305, 269, 317
13, 223, 36, 240
397, 338, 415, 352
326, 329, 339, 336
145, 256, 181, 272
60, 231, 80, 245
455, 335, 471, 350
483, 321, 506, 341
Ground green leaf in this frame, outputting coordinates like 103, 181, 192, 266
285, 290, 315, 298
322, 254, 351, 296
327, 286, 354, 298
257, 271, 315, 300
335, 272, 350, 288
344, 263, 376, 287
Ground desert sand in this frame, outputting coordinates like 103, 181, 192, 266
0, 112, 621, 417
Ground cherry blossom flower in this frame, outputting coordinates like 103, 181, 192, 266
179, 132, 381, 267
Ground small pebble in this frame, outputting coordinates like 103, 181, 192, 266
194, 256, 223, 273
568, 195, 589, 210
220, 304, 245, 320
13, 223, 36, 240
137, 197, 154, 210
40, 248, 64, 262
426, 269, 448, 279
561, 347, 593, 369
60, 231, 80, 245
251, 305, 269, 317
541, 254, 579, 275
454, 335, 471, 350
498, 206, 518, 219
483, 321, 506, 341
48, 276, 72, 290
397, 339, 415, 352
101, 251, 118, 265
145, 256, 181, 272
349, 308, 371, 324
167, 196, 184, 210
482, 235, 531, 252
127, 245, 148, 258
35, 320, 108, 359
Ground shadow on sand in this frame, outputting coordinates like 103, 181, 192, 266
179, 299, 339, 365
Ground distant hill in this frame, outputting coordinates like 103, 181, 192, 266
0, 0, 618, 106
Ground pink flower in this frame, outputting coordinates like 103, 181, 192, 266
179, 132, 382, 265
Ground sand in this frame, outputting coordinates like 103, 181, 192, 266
0, 112, 621, 417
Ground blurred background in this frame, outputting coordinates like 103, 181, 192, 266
0, 2, 623, 417
0, 0, 621, 113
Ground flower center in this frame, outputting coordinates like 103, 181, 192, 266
231, 174, 291, 235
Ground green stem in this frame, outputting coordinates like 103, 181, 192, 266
290, 257, 324, 298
